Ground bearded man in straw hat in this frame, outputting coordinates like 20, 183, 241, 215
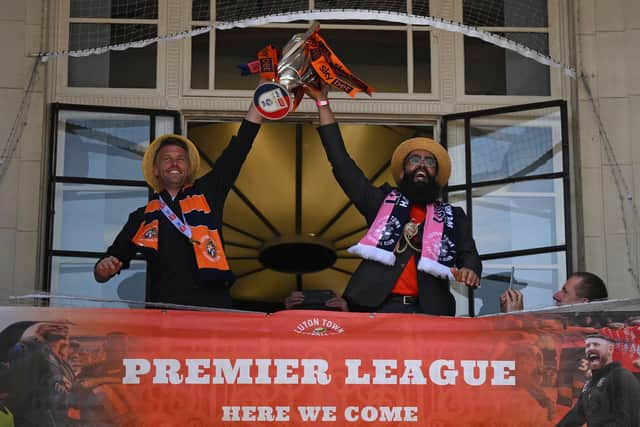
94, 103, 263, 308
305, 85, 481, 315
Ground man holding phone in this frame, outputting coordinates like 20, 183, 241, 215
500, 272, 608, 312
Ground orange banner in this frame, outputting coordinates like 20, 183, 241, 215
1, 307, 639, 426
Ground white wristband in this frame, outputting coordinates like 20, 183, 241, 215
316, 99, 330, 107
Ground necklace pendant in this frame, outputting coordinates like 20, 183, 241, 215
403, 221, 419, 239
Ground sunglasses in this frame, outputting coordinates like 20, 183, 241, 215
406, 154, 437, 168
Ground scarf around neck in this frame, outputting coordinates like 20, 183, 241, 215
131, 187, 233, 283
348, 190, 457, 279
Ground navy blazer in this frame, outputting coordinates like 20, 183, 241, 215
318, 123, 482, 316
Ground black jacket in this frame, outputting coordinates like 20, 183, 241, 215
317, 123, 481, 316
101, 120, 260, 306
556, 361, 640, 427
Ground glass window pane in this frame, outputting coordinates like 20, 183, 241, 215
191, 29, 210, 89
315, 0, 406, 13
472, 178, 566, 255
71, 0, 158, 19
413, 31, 431, 93
68, 24, 157, 88
155, 116, 176, 136
69, 23, 157, 51
463, 0, 548, 27
192, 0, 210, 21
52, 184, 149, 253
319, 30, 407, 93
216, 0, 308, 21
444, 120, 466, 187
464, 34, 550, 96
56, 110, 150, 180
470, 108, 563, 183
216, 28, 407, 92
412, 0, 430, 16
452, 281, 471, 317
477, 251, 566, 315
215, 28, 298, 90
50, 256, 146, 308
448, 190, 467, 210
312, 1, 407, 25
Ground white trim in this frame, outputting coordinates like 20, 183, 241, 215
44, 9, 575, 77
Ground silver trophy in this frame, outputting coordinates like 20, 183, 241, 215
277, 22, 320, 95
253, 22, 320, 120
252, 21, 372, 119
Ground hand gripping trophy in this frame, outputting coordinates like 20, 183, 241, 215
240, 22, 374, 120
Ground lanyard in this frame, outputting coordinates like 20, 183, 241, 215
158, 195, 199, 244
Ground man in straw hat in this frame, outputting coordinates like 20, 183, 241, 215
94, 103, 263, 308
305, 85, 481, 315
556, 334, 640, 426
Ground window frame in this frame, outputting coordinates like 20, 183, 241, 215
441, 99, 571, 316
454, 0, 564, 102
182, 0, 440, 100
44, 102, 181, 300
55, 0, 168, 96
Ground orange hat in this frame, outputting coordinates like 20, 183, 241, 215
390, 137, 451, 187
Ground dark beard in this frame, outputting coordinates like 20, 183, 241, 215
398, 170, 441, 205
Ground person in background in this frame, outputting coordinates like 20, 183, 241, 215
500, 272, 608, 313
556, 334, 640, 426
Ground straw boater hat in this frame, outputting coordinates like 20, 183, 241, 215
142, 134, 200, 192
390, 137, 451, 187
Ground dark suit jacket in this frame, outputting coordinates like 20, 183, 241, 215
318, 123, 482, 316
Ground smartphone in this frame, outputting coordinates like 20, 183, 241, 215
300, 290, 334, 309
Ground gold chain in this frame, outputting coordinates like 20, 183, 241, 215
396, 221, 421, 254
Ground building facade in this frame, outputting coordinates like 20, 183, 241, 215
0, 0, 638, 313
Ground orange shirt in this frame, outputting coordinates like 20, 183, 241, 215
391, 205, 426, 296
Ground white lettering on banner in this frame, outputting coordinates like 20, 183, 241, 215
121, 358, 516, 386
185, 359, 210, 384
345, 359, 516, 386
399, 360, 427, 384
490, 360, 517, 385
122, 359, 150, 384
293, 317, 345, 336
297, 406, 337, 421
344, 406, 418, 423
211, 359, 253, 384
429, 360, 457, 385
373, 360, 397, 384
221, 406, 290, 422
153, 359, 183, 384
122, 358, 332, 385
460, 360, 488, 386
255, 358, 272, 384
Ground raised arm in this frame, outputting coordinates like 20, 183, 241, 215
305, 85, 384, 223
197, 102, 262, 204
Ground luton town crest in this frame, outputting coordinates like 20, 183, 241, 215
143, 227, 157, 239
206, 238, 217, 258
